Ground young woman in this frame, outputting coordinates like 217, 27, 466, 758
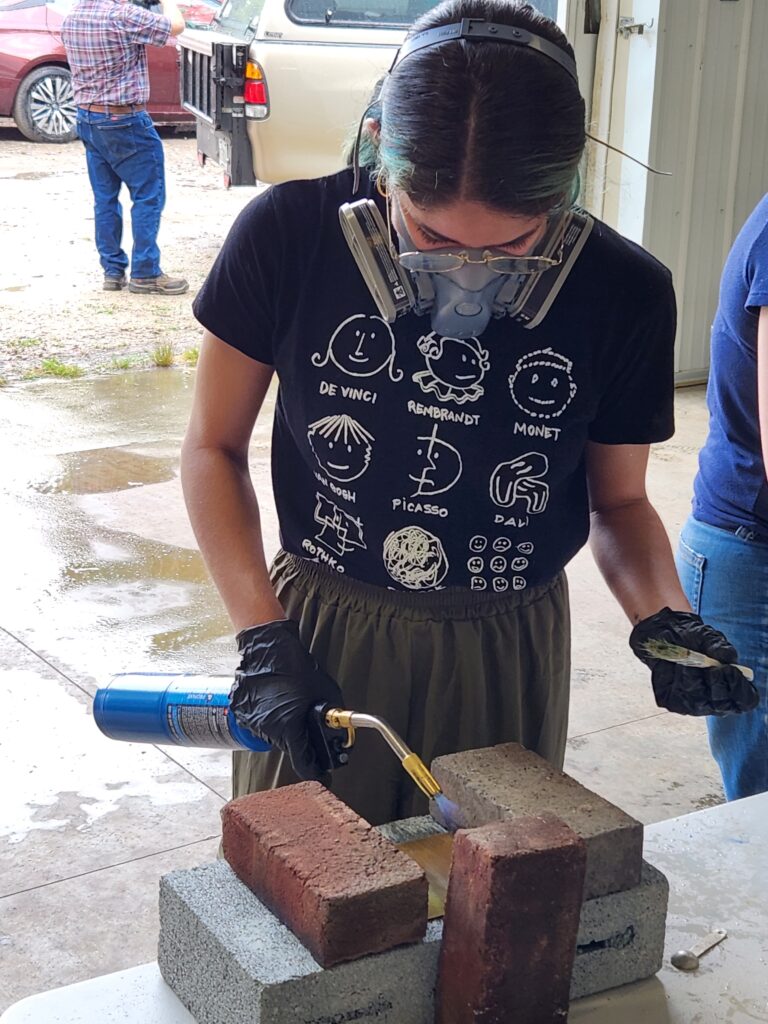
181, 0, 756, 825
676, 195, 768, 801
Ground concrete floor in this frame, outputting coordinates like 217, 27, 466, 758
0, 374, 719, 1011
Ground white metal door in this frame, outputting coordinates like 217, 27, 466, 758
590, 0, 768, 383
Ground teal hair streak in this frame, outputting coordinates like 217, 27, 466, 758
353, 79, 584, 214
376, 137, 415, 192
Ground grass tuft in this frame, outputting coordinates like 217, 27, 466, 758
4, 337, 42, 350
182, 346, 199, 366
24, 358, 84, 380
151, 343, 175, 368
111, 356, 135, 370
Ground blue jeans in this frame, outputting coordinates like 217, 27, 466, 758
676, 516, 768, 800
76, 109, 165, 279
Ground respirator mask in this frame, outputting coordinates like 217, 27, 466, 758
339, 196, 593, 337
339, 17, 593, 338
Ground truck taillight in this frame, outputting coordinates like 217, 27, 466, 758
244, 81, 266, 104
244, 60, 268, 120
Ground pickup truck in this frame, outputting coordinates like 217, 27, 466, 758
178, 0, 558, 186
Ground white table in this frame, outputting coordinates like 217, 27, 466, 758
3, 794, 767, 1023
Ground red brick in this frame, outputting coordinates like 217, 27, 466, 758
221, 781, 428, 967
436, 814, 587, 1024
432, 743, 642, 899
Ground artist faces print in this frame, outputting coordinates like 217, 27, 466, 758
383, 525, 449, 590
508, 348, 577, 420
490, 452, 550, 516
308, 414, 373, 482
413, 333, 489, 404
312, 314, 403, 381
408, 424, 463, 497
314, 494, 366, 556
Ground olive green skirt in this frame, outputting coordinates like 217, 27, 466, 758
233, 551, 571, 826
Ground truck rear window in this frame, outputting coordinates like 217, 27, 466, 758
286, 0, 436, 28
215, 0, 266, 35
287, 0, 558, 29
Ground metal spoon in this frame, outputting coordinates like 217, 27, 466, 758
671, 928, 728, 970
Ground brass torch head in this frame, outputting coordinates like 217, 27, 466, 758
324, 708, 353, 730
401, 752, 442, 799
321, 707, 356, 749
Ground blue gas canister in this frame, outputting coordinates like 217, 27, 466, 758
93, 673, 271, 751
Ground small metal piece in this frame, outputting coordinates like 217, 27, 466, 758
618, 16, 654, 38
671, 928, 727, 971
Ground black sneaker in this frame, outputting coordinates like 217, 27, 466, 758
103, 274, 127, 291
129, 273, 189, 296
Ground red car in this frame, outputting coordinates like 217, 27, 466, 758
0, 0, 218, 143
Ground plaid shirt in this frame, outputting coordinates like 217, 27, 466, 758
62, 0, 172, 106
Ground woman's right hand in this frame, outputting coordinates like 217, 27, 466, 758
230, 618, 345, 779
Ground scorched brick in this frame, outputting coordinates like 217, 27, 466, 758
220, 781, 428, 967
435, 814, 587, 1024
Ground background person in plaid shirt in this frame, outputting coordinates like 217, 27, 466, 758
62, 0, 188, 294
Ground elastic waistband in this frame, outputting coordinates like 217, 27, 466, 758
271, 550, 565, 623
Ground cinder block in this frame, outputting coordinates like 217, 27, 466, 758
436, 815, 587, 1024
431, 743, 643, 898
158, 821, 667, 1023
158, 860, 441, 1024
570, 858, 668, 1000
380, 815, 668, 1002
221, 781, 428, 967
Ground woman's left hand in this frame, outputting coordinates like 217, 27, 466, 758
629, 607, 760, 716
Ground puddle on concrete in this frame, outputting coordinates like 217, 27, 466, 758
1, 668, 216, 847
29, 447, 176, 494
5, 171, 53, 180
0, 368, 277, 683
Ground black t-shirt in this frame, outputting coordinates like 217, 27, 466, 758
193, 169, 675, 594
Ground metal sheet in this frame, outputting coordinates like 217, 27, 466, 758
396, 833, 453, 920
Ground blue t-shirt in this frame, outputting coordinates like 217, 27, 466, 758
193, 169, 675, 593
694, 194, 768, 532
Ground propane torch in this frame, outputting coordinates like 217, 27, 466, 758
315, 705, 464, 830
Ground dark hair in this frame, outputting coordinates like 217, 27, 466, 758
358, 0, 585, 215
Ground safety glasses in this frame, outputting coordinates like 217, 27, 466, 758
396, 247, 564, 275
388, 193, 564, 276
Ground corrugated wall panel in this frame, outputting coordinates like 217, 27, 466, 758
644, 0, 768, 383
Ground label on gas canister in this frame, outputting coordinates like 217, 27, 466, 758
165, 695, 239, 748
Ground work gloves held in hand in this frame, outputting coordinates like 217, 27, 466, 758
229, 619, 344, 781
630, 607, 759, 717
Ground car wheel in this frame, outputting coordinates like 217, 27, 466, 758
12, 65, 77, 144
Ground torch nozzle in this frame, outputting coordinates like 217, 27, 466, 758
322, 708, 442, 799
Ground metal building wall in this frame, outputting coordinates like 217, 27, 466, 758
644, 0, 768, 383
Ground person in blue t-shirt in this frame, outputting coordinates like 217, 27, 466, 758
182, 0, 758, 826
677, 195, 768, 801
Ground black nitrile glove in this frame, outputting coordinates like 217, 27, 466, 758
230, 619, 344, 780
629, 607, 759, 717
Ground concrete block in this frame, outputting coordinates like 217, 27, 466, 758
570, 858, 668, 1000
221, 781, 428, 967
436, 815, 587, 1024
431, 743, 643, 898
158, 860, 441, 1024
158, 819, 667, 1022
380, 815, 667, 1002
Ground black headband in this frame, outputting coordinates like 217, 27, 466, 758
389, 17, 578, 83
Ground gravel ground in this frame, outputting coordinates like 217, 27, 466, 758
0, 123, 263, 385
